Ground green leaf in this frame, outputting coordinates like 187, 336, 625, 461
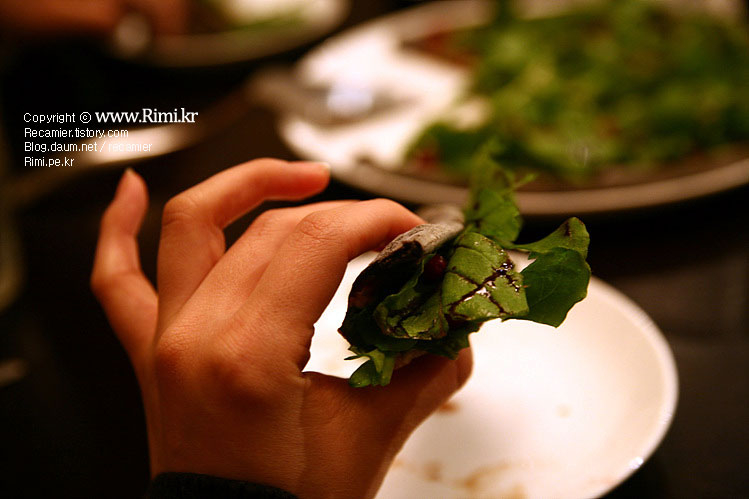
421, 324, 477, 359
442, 232, 528, 321
509, 217, 589, 259
349, 360, 377, 388
513, 248, 591, 327
397, 291, 449, 339
341, 305, 418, 353
373, 232, 531, 342
347, 349, 396, 387
373, 253, 448, 340
463, 148, 523, 243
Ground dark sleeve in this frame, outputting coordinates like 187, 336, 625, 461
146, 472, 299, 499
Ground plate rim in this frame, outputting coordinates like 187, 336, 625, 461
109, 0, 350, 67
578, 275, 679, 497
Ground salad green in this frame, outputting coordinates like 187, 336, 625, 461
339, 149, 591, 387
409, 0, 749, 181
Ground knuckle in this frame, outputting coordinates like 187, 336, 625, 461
152, 336, 190, 383
368, 197, 406, 214
204, 342, 275, 404
89, 270, 108, 299
205, 351, 246, 396
90, 268, 121, 302
241, 158, 285, 185
161, 192, 202, 230
99, 204, 117, 231
295, 211, 340, 245
250, 208, 287, 235
370, 197, 399, 208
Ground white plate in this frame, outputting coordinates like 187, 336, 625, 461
279, 0, 749, 215
306, 254, 678, 499
110, 0, 349, 67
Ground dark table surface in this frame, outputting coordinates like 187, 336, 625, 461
1, 2, 747, 498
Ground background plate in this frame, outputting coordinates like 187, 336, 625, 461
279, 0, 749, 215
111, 0, 349, 67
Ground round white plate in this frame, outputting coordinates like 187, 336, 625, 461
306, 254, 678, 499
278, 0, 749, 215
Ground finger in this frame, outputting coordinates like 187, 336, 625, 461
157, 159, 329, 328
232, 199, 423, 369
91, 169, 157, 365
189, 201, 355, 315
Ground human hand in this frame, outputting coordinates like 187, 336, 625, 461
91, 159, 472, 498
0, 0, 185, 36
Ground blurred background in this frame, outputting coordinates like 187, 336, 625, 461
0, 1, 747, 497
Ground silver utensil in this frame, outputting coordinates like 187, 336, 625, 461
249, 66, 411, 127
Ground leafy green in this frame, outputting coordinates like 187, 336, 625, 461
507, 218, 591, 326
442, 232, 528, 322
347, 348, 396, 388
508, 218, 589, 260
408, 0, 749, 180
463, 151, 523, 243
341, 152, 591, 387
515, 248, 590, 327
373, 254, 448, 340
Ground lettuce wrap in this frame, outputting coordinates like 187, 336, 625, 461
339, 152, 591, 387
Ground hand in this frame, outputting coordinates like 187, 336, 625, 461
91, 159, 472, 498
0, 0, 185, 36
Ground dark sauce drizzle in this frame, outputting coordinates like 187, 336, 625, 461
447, 260, 520, 321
